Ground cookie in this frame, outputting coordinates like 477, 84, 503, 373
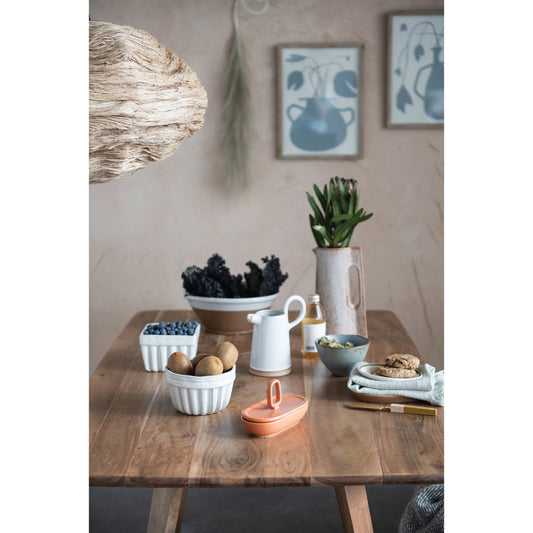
374, 366, 417, 378
385, 353, 420, 370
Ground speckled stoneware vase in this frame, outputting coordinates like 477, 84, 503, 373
314, 247, 367, 336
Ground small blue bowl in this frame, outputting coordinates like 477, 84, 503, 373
315, 334, 370, 377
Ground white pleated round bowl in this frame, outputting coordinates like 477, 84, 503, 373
165, 365, 236, 415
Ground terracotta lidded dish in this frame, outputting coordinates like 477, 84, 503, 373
241, 379, 308, 437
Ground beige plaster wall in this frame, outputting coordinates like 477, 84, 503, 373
89, 0, 444, 376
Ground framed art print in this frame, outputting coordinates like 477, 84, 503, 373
387, 11, 444, 128
277, 43, 363, 159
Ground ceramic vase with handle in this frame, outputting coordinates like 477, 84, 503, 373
314, 247, 367, 336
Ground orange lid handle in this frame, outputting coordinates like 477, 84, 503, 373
267, 379, 282, 410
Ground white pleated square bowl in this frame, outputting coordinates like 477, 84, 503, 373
139, 323, 201, 371
165, 366, 236, 415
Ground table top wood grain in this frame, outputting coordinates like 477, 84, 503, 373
89, 310, 443, 488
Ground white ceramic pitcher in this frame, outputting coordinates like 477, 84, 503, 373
247, 295, 306, 377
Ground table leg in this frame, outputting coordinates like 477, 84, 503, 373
335, 486, 373, 533
147, 488, 188, 533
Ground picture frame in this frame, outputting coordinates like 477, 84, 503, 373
386, 11, 444, 128
277, 43, 363, 159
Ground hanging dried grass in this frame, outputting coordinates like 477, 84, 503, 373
89, 21, 207, 184
222, 1, 270, 191
223, 10, 251, 191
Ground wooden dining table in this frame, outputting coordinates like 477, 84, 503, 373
89, 309, 444, 533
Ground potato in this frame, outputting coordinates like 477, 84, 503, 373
191, 352, 212, 369
215, 341, 238, 371
167, 352, 194, 375
195, 355, 223, 376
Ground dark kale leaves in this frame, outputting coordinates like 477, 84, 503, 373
181, 254, 288, 298
181, 266, 224, 297
205, 253, 243, 297
257, 255, 288, 296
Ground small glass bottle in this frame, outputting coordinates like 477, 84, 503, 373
301, 294, 326, 358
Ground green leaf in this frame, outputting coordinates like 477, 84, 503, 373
329, 215, 354, 247
306, 192, 326, 226
310, 215, 326, 247
331, 214, 352, 223
312, 230, 326, 248
338, 215, 358, 234
325, 179, 334, 212
331, 188, 341, 217
347, 189, 356, 214
341, 230, 354, 247
313, 184, 327, 211
333, 226, 351, 246
314, 224, 334, 247
337, 179, 347, 212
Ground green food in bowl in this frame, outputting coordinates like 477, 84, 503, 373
318, 336, 355, 348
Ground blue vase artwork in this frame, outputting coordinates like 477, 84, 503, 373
389, 13, 444, 126
279, 46, 362, 157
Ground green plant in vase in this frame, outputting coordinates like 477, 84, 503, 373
307, 177, 373, 335
307, 177, 373, 248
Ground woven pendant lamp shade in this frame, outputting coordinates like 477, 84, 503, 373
89, 21, 207, 184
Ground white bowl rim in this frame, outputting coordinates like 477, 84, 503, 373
184, 292, 279, 311
165, 365, 236, 386
139, 322, 201, 345
184, 292, 279, 304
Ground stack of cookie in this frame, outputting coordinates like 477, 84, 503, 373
374, 353, 420, 378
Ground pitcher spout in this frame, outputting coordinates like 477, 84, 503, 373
247, 313, 262, 325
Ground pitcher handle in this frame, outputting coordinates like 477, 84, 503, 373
348, 247, 368, 337
413, 63, 432, 102
338, 106, 355, 127
283, 295, 307, 330
287, 103, 305, 123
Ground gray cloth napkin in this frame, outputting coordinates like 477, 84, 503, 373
347, 362, 444, 406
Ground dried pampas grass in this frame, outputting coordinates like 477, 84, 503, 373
89, 21, 207, 184
223, 12, 251, 191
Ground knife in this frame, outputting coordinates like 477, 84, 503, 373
345, 402, 437, 416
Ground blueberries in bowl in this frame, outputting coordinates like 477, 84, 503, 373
143, 321, 199, 336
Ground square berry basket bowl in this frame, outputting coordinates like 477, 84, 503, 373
139, 321, 201, 372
